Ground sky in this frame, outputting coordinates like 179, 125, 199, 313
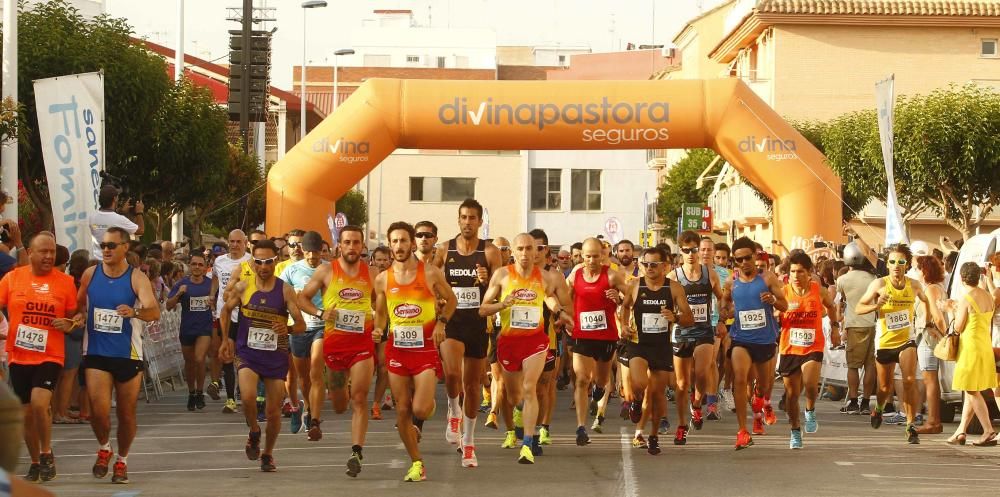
106, 0, 723, 89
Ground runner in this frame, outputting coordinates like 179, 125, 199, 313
219, 239, 307, 472
414, 221, 439, 265
699, 237, 729, 421
369, 245, 392, 419
298, 226, 374, 476
567, 237, 632, 446
855, 244, 946, 444
721, 236, 786, 450
479, 233, 573, 464
165, 253, 213, 412
272, 230, 306, 427
620, 246, 692, 455
76, 227, 161, 483
713, 242, 737, 414
207, 230, 251, 413
667, 231, 723, 445
373, 221, 456, 481
279, 231, 328, 438
0, 232, 79, 483
485, 236, 514, 439
432, 199, 503, 467
778, 252, 840, 449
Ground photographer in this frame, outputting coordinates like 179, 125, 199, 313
88, 184, 144, 260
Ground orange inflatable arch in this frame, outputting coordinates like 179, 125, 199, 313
266, 78, 842, 242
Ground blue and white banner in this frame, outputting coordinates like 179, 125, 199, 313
875, 74, 908, 246
34, 71, 105, 252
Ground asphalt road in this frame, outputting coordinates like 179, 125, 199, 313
16, 382, 1000, 497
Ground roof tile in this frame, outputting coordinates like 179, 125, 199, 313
756, 0, 1000, 16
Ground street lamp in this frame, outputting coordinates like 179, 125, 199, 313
300, 0, 327, 142
332, 48, 355, 114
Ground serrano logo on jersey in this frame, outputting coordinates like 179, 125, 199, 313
393, 303, 422, 319
512, 289, 537, 301
339, 288, 363, 301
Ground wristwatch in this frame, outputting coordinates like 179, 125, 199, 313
314, 309, 324, 319
437, 315, 449, 324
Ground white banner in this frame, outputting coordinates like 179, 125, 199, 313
875, 74, 908, 246
34, 71, 105, 252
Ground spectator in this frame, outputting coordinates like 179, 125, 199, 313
161, 240, 176, 261
88, 185, 144, 259
948, 262, 998, 446
914, 255, 947, 435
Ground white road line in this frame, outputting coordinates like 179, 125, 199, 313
846, 460, 1000, 470
862, 473, 1000, 482
55, 462, 395, 477
618, 427, 639, 497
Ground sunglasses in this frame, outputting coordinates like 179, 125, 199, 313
253, 256, 278, 265
537, 245, 547, 252
99, 242, 121, 250
733, 255, 754, 263
640, 262, 664, 268
679, 247, 697, 254
498, 247, 511, 251
887, 259, 908, 266
287, 242, 300, 248
557, 255, 570, 260
415, 232, 435, 239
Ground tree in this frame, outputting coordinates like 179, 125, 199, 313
655, 149, 720, 237
191, 143, 262, 248
335, 189, 368, 228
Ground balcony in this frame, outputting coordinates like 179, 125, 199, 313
646, 149, 668, 170
708, 182, 770, 230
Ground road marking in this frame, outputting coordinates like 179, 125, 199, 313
835, 461, 854, 466
848, 460, 1000, 469
618, 427, 639, 497
862, 473, 1000, 482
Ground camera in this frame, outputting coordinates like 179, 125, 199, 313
99, 171, 128, 197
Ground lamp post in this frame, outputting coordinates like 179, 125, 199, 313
332, 48, 354, 114
300, 0, 327, 142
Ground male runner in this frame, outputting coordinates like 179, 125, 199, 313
165, 253, 213, 411
713, 242, 737, 413
721, 236, 787, 450
371, 247, 391, 273
299, 226, 374, 475
567, 238, 632, 446
0, 232, 79, 482
668, 231, 723, 445
219, 239, 306, 472
479, 233, 573, 464
207, 229, 251, 412
273, 230, 306, 426
856, 244, 946, 444
620, 246, 692, 455
369, 245, 392, 418
699, 237, 729, 421
373, 221, 457, 481
76, 227, 161, 483
414, 221, 439, 265
433, 199, 503, 466
779, 252, 840, 448
486, 236, 514, 437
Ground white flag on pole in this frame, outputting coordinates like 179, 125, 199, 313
34, 71, 105, 253
875, 74, 908, 246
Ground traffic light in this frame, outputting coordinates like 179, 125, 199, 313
228, 30, 272, 122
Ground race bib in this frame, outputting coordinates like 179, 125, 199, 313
14, 325, 48, 352
393, 325, 425, 348
189, 296, 210, 312
334, 309, 366, 333
885, 310, 910, 331
789, 327, 815, 347
739, 309, 767, 330
304, 312, 325, 330
580, 310, 608, 331
453, 287, 481, 310
690, 303, 708, 323
642, 313, 669, 334
510, 305, 542, 329
93, 308, 124, 334
247, 327, 277, 351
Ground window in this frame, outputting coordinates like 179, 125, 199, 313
410, 177, 475, 202
437, 56, 447, 68
981, 39, 998, 58
558, 54, 567, 66
406, 55, 420, 63
571, 169, 601, 211
530, 169, 561, 210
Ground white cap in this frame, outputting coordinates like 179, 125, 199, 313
559, 245, 572, 254
910, 240, 930, 256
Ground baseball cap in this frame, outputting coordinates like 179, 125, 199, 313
910, 240, 930, 257
301, 231, 323, 252
211, 243, 227, 255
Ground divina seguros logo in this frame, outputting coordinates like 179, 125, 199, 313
312, 136, 370, 164
738, 135, 798, 161
437, 97, 670, 145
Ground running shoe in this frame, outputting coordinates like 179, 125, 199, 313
647, 435, 661, 455
906, 424, 920, 444
539, 426, 552, 445
413, 425, 422, 443
707, 403, 721, 421
260, 454, 276, 472
307, 418, 323, 441
752, 416, 766, 435
513, 407, 524, 439
502, 430, 517, 448
371, 405, 383, 420
206, 381, 221, 401
575, 426, 591, 446
691, 407, 704, 430
446, 416, 461, 444
256, 400, 266, 423
762, 403, 777, 426
462, 445, 478, 468
628, 397, 643, 423
658, 417, 670, 435
674, 425, 688, 445
222, 398, 237, 414
632, 434, 647, 449
884, 411, 907, 425
722, 389, 736, 412
382, 394, 394, 411
93, 449, 112, 478
804, 409, 818, 434
290, 400, 304, 434
281, 399, 293, 417
531, 438, 543, 456
39, 451, 55, 482
518, 445, 535, 464
871, 410, 883, 429
24, 463, 40, 482
195, 393, 206, 410
789, 429, 803, 449
556, 373, 569, 390
246, 430, 262, 460
111, 460, 129, 484
859, 398, 871, 415
840, 399, 860, 415
403, 461, 426, 482
666, 388, 675, 402
590, 386, 605, 416
187, 393, 196, 411
346, 451, 363, 477
735, 429, 753, 450
485, 412, 498, 430
591, 415, 605, 433
885, 401, 897, 413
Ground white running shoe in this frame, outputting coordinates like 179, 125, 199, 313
446, 416, 461, 444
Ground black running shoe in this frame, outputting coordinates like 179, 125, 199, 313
246, 430, 262, 460
575, 426, 591, 446
647, 435, 661, 455
346, 451, 362, 477
871, 410, 883, 429
629, 397, 643, 424
39, 452, 56, 482
260, 454, 276, 472
187, 393, 196, 411
859, 399, 871, 416
906, 424, 920, 445
195, 392, 206, 410
840, 399, 859, 415
24, 463, 40, 482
